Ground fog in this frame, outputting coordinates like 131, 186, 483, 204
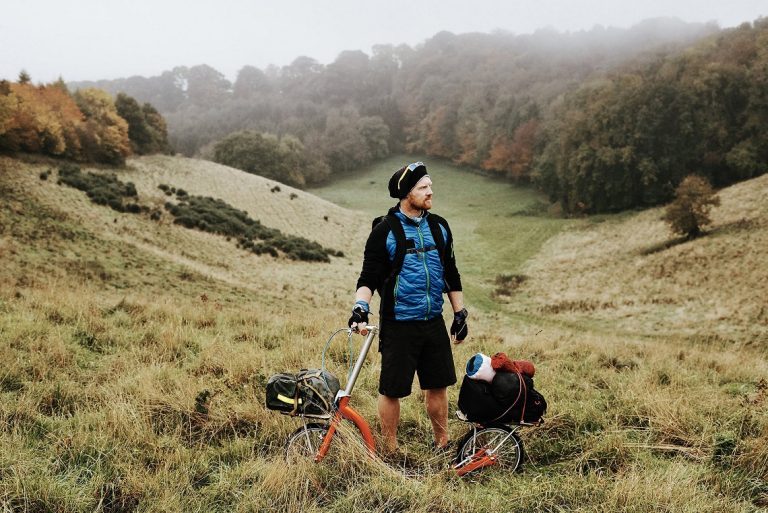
0, 0, 765, 83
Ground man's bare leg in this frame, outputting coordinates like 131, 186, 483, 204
378, 394, 400, 453
425, 387, 449, 448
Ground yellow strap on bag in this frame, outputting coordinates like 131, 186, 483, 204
277, 394, 302, 405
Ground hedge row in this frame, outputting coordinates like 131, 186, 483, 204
163, 192, 342, 262
57, 164, 142, 213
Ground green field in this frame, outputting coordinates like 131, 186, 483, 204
1, 155, 766, 512
310, 156, 575, 311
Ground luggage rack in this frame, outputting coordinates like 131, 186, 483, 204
455, 409, 544, 427
280, 410, 333, 420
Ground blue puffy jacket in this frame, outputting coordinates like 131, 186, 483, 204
356, 206, 462, 321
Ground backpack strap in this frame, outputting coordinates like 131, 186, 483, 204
426, 214, 447, 267
380, 213, 407, 285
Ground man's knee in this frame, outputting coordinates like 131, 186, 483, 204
424, 387, 447, 410
378, 394, 400, 415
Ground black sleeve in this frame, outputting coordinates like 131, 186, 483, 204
356, 221, 392, 293
441, 219, 463, 292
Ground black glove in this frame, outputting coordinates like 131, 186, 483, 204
450, 308, 468, 342
348, 301, 370, 328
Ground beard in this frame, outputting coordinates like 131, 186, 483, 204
406, 195, 432, 211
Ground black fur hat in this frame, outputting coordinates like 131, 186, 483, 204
388, 162, 428, 199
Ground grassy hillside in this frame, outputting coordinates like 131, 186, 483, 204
1, 155, 766, 511
516, 172, 768, 345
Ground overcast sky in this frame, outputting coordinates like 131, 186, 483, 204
1, 0, 765, 83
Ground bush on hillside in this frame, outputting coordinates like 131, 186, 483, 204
164, 194, 339, 262
663, 175, 721, 239
57, 163, 142, 213
212, 131, 308, 187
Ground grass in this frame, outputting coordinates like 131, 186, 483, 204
1, 154, 767, 511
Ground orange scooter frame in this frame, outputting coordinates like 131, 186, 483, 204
314, 326, 379, 461
315, 395, 375, 461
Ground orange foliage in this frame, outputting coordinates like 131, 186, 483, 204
424, 106, 455, 158
1, 82, 85, 157
74, 88, 131, 164
0, 81, 131, 164
454, 120, 479, 166
483, 119, 539, 181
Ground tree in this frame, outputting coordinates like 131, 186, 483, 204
663, 175, 721, 239
212, 130, 305, 187
186, 65, 231, 107
233, 65, 272, 99
114, 93, 169, 154
74, 88, 131, 164
141, 102, 171, 154
115, 93, 153, 153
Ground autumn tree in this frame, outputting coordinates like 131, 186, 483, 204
0, 81, 83, 157
74, 88, 131, 165
663, 175, 721, 238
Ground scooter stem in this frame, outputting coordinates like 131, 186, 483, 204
340, 326, 378, 397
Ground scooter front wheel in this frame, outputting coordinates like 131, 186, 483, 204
284, 423, 330, 462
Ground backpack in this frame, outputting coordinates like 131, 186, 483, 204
457, 372, 547, 424
372, 212, 447, 284
265, 369, 341, 417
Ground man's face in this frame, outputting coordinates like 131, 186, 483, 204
406, 176, 433, 211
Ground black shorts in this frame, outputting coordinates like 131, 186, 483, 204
378, 316, 457, 398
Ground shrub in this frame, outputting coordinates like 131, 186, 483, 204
164, 194, 339, 262
663, 175, 720, 239
57, 164, 142, 214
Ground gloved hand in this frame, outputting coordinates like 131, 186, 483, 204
348, 300, 370, 330
450, 308, 468, 343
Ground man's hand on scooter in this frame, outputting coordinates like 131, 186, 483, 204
348, 300, 370, 333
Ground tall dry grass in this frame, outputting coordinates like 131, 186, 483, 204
0, 156, 766, 511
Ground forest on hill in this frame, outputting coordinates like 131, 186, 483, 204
69, 17, 768, 213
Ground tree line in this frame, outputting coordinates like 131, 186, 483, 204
0, 74, 169, 165
69, 18, 767, 212
535, 19, 768, 212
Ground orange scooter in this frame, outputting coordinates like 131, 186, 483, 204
283, 326, 534, 475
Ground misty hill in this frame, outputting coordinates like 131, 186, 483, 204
65, 17, 768, 217
67, 18, 719, 172
70, 18, 717, 115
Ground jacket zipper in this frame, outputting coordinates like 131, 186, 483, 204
417, 224, 431, 319
394, 275, 400, 307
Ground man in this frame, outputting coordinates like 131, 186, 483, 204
348, 161, 468, 452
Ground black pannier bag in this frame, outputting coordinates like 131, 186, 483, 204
458, 373, 547, 424
265, 369, 341, 417
457, 375, 508, 422
265, 373, 299, 413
